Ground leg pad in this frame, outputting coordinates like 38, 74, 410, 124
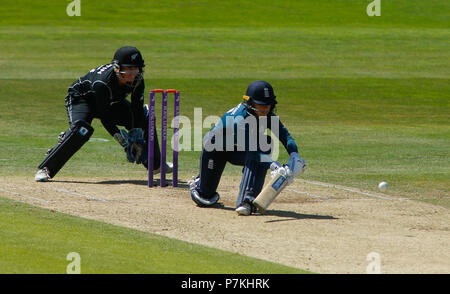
38, 120, 94, 177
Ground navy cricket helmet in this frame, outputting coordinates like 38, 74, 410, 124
243, 81, 277, 106
112, 46, 145, 69
112, 46, 145, 88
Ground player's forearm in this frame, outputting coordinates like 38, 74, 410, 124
130, 99, 145, 128
130, 81, 145, 128
100, 120, 120, 137
278, 122, 298, 155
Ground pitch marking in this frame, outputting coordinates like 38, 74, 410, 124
53, 187, 108, 202
285, 188, 330, 199
295, 179, 408, 201
0, 188, 50, 203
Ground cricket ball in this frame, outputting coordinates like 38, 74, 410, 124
378, 181, 388, 191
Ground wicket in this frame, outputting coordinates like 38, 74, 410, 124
148, 89, 180, 187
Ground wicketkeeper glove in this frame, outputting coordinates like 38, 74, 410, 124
126, 128, 147, 164
113, 130, 129, 149
114, 128, 147, 164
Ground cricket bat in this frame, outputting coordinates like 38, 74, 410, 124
253, 163, 290, 212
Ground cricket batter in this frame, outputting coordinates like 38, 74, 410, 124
189, 81, 306, 215
35, 46, 171, 181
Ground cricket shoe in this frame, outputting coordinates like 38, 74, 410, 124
235, 203, 252, 216
235, 199, 257, 216
188, 176, 200, 188
35, 167, 51, 182
189, 177, 220, 207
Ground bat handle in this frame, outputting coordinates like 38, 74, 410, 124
270, 161, 282, 171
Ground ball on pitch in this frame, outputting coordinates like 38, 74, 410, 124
378, 181, 388, 191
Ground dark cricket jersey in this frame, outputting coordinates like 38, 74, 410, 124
66, 63, 145, 136
205, 103, 298, 161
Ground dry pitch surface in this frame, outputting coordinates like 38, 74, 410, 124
1, 175, 449, 274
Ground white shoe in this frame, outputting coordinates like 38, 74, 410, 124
153, 162, 173, 174
35, 167, 50, 182
235, 203, 252, 216
188, 176, 200, 188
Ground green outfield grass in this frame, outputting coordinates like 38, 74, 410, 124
0, 197, 309, 273
0, 0, 449, 273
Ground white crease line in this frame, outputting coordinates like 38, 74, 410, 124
53, 188, 108, 202
285, 188, 402, 202
0, 188, 50, 203
296, 180, 408, 201
286, 188, 380, 201
285, 188, 330, 199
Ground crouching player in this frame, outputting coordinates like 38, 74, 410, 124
34, 46, 171, 182
189, 81, 306, 215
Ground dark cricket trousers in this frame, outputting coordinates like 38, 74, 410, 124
39, 95, 161, 174
198, 145, 271, 208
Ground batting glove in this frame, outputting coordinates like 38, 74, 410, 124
288, 152, 306, 177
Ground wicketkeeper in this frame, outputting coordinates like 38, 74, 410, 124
189, 81, 306, 215
35, 46, 171, 182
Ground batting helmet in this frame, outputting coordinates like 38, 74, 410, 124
244, 81, 277, 106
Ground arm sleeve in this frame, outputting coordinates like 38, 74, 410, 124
272, 117, 298, 155
101, 120, 120, 137
92, 82, 113, 121
92, 81, 120, 136
130, 80, 145, 129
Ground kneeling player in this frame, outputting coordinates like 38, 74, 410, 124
189, 81, 306, 215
